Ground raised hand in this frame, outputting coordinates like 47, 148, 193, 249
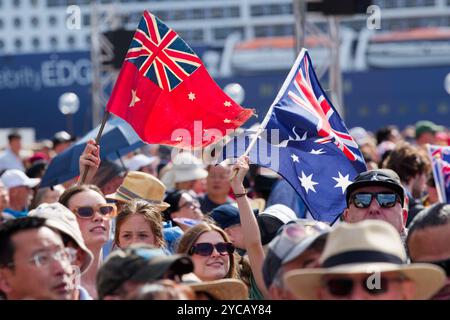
78, 139, 100, 185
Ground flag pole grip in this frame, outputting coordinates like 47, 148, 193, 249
79, 111, 110, 184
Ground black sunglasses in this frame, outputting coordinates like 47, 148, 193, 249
323, 275, 405, 297
72, 204, 116, 219
427, 258, 450, 277
189, 242, 235, 257
351, 192, 400, 209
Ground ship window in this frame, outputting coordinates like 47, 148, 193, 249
251, 5, 265, 16
192, 8, 204, 19
31, 16, 39, 27
83, 14, 90, 26
30, 0, 38, 7
13, 17, 22, 28
67, 35, 76, 47
50, 36, 58, 49
0, 40, 4, 50
31, 37, 40, 49
49, 15, 57, 26
85, 35, 91, 45
0, 19, 3, 29
173, 10, 187, 20
213, 27, 243, 40
13, 0, 20, 7
224, 7, 240, 18
210, 7, 224, 18
14, 38, 22, 50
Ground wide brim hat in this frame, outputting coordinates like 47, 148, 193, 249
188, 279, 248, 300
284, 262, 446, 300
106, 171, 170, 209
29, 203, 93, 274
284, 220, 446, 300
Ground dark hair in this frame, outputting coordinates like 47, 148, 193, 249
161, 190, 185, 221
7, 132, 21, 142
376, 125, 398, 144
26, 160, 48, 179
382, 142, 431, 183
58, 184, 104, 208
407, 203, 450, 238
0, 217, 47, 267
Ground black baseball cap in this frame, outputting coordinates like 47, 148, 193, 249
345, 169, 405, 207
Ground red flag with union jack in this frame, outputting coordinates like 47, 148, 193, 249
106, 11, 253, 148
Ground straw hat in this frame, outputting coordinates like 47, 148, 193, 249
107, 171, 170, 209
284, 220, 446, 300
188, 279, 248, 300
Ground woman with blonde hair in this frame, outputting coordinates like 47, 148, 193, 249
114, 199, 166, 249
177, 222, 238, 282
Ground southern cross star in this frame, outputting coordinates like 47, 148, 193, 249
332, 172, 352, 194
298, 171, 318, 193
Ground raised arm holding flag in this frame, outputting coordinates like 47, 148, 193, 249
220, 49, 366, 224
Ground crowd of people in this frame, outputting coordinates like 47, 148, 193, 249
0, 119, 449, 300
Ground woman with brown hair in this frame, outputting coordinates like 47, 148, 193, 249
114, 199, 166, 249
177, 222, 238, 282
59, 184, 116, 299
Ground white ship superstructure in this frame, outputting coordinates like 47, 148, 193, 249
0, 0, 449, 55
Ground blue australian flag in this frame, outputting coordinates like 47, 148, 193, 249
218, 49, 367, 224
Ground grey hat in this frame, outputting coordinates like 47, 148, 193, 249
262, 219, 331, 288
29, 202, 93, 274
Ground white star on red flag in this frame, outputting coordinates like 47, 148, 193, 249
129, 90, 141, 107
188, 92, 196, 101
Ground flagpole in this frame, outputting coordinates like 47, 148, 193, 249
229, 49, 308, 179
79, 111, 110, 184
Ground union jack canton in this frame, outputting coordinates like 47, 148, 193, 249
125, 11, 202, 92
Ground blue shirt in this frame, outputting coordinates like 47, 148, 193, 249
4, 208, 28, 218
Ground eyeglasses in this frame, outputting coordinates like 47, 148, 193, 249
323, 275, 406, 297
351, 192, 400, 209
189, 242, 235, 256
180, 201, 200, 210
426, 258, 450, 277
72, 203, 116, 219
8, 247, 77, 268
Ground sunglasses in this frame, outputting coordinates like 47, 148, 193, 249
351, 192, 400, 209
189, 242, 235, 257
72, 204, 116, 219
323, 275, 406, 297
427, 258, 450, 277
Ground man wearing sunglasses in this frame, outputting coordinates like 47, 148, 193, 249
343, 169, 408, 240
284, 220, 446, 300
407, 203, 450, 300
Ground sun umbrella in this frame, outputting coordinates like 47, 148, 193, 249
40, 117, 144, 187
